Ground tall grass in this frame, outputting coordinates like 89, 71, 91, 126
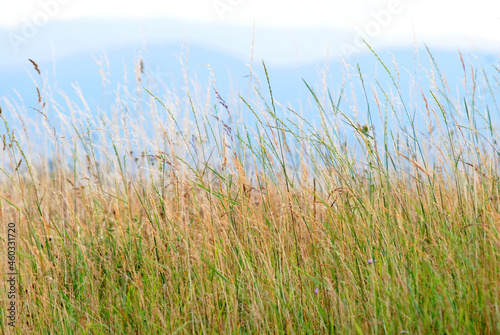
1, 48, 499, 334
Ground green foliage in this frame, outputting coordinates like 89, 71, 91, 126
0, 52, 499, 334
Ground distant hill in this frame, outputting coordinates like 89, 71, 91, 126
1, 19, 498, 138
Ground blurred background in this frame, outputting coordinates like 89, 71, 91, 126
1, 0, 499, 112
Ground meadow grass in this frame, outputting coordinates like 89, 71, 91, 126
1, 49, 500, 334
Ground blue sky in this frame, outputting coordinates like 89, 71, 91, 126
1, 0, 499, 69
1, 0, 499, 170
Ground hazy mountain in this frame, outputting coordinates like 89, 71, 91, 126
1, 19, 498, 136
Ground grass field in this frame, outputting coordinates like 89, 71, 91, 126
1, 49, 500, 334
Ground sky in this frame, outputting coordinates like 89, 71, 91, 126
1, 0, 500, 68
1, 0, 499, 163
1, 0, 500, 30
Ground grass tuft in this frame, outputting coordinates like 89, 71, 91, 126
1, 49, 499, 334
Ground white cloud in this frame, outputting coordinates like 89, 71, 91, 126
2, 0, 499, 29
0, 0, 499, 67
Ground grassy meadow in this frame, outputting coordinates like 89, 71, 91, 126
1, 48, 500, 334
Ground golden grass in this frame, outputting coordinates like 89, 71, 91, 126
1, 53, 499, 334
